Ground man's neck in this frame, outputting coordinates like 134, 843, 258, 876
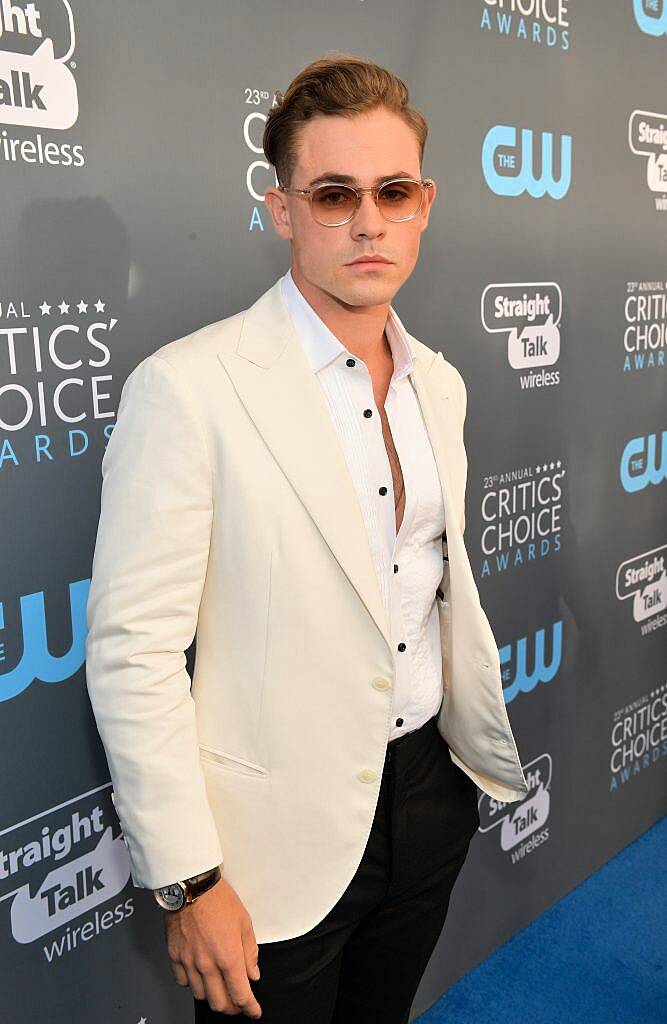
290, 265, 392, 368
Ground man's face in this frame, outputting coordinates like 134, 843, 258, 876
264, 106, 437, 309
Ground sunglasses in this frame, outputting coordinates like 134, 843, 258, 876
277, 177, 434, 227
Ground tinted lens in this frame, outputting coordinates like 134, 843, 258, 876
311, 184, 358, 225
378, 179, 422, 220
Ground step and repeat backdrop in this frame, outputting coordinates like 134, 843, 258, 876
1, 1, 665, 1021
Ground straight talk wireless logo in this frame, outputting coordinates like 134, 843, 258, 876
628, 110, 667, 211
0, 0, 85, 167
0, 784, 133, 961
477, 753, 552, 861
481, 281, 562, 388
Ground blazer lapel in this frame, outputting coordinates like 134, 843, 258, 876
408, 349, 468, 579
216, 277, 462, 650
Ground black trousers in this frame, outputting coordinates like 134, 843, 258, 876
194, 710, 480, 1023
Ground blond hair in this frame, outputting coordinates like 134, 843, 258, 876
263, 52, 428, 188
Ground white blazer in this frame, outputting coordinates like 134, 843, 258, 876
85, 276, 529, 944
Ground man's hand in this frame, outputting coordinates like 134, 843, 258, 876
163, 876, 262, 1017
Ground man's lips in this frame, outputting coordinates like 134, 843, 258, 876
346, 256, 392, 266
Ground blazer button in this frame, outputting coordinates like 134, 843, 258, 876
358, 768, 378, 783
372, 676, 391, 691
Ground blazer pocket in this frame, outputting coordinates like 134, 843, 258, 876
198, 744, 269, 778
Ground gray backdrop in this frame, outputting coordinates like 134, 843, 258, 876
1, 1, 665, 1020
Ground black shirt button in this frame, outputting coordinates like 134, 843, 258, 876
396, 717, 404, 727
346, 357, 356, 367
363, 408, 373, 417
379, 486, 388, 495
393, 564, 398, 573
397, 642, 406, 652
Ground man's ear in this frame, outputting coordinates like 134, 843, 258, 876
264, 187, 293, 240
420, 179, 437, 232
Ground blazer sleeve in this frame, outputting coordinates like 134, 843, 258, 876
85, 352, 223, 889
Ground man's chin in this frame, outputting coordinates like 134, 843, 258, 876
332, 273, 399, 308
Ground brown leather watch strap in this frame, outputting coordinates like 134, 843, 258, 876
183, 865, 222, 902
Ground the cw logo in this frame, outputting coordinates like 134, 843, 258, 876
620, 430, 667, 492
500, 621, 563, 704
482, 125, 572, 199
0, 578, 89, 701
633, 0, 667, 36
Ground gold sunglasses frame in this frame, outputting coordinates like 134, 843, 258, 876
276, 177, 434, 227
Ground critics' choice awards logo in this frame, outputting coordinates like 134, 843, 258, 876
482, 124, 572, 198
0, 578, 90, 703
619, 428, 667, 492
243, 86, 280, 234
0, 0, 84, 167
480, 0, 570, 49
477, 753, 552, 861
624, 280, 667, 374
0, 784, 133, 960
628, 110, 667, 210
481, 282, 562, 387
609, 684, 667, 792
615, 544, 667, 634
479, 459, 564, 577
633, 0, 667, 36
0, 297, 117, 468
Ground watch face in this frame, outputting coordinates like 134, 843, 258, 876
155, 883, 185, 911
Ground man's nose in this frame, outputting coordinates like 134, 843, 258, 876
350, 193, 386, 236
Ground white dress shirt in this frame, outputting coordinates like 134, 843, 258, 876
280, 268, 447, 741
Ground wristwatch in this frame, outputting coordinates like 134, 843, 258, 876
154, 865, 222, 911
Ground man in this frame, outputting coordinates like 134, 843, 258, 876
85, 54, 528, 1023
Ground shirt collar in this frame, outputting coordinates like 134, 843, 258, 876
280, 267, 415, 381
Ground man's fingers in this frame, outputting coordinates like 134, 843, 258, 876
170, 961, 189, 987
184, 964, 207, 1002
242, 925, 261, 980
221, 963, 262, 1018
202, 969, 241, 1015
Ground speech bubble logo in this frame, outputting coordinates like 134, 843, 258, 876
0, 0, 78, 129
9, 826, 130, 944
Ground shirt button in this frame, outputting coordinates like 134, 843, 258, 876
346, 357, 356, 367
395, 718, 404, 727
379, 486, 388, 495
363, 408, 373, 418
372, 676, 391, 691
397, 642, 406, 652
358, 768, 378, 783
393, 564, 398, 573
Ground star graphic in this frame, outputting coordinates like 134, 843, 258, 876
77, 300, 88, 313
58, 300, 70, 314
137, 1017, 147, 1024
39, 301, 51, 315
94, 299, 105, 312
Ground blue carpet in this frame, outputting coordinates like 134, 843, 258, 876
416, 816, 666, 1024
